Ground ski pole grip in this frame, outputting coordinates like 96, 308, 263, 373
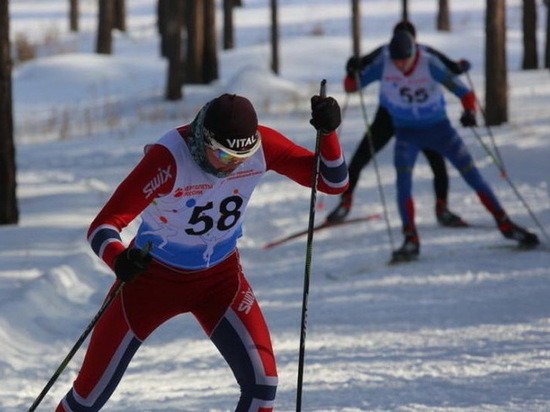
319, 79, 326, 99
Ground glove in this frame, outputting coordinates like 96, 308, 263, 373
309, 95, 341, 134
457, 59, 471, 73
346, 56, 362, 76
460, 109, 477, 127
113, 245, 152, 282
343, 75, 358, 93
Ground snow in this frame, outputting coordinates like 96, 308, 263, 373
4, 0, 550, 411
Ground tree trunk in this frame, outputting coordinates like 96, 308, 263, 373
113, 0, 126, 32
544, 0, 550, 68
522, 0, 538, 69
351, 0, 360, 58
270, 0, 279, 74
0, 0, 18, 225
157, 0, 170, 58
485, 0, 508, 125
185, 0, 205, 83
165, 0, 184, 100
437, 0, 451, 31
223, 0, 234, 50
402, 0, 409, 21
96, 0, 113, 54
69, 0, 79, 32
203, 0, 218, 83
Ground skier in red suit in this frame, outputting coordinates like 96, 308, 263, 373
56, 93, 348, 411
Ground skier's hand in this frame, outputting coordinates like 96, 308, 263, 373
343, 75, 358, 93
457, 59, 471, 73
310, 95, 341, 134
346, 56, 362, 76
114, 245, 152, 282
460, 109, 477, 127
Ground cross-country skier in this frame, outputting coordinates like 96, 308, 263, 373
56, 93, 348, 411
343, 30, 539, 261
327, 20, 471, 227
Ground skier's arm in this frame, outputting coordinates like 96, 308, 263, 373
261, 126, 348, 194
344, 53, 385, 93
428, 57, 477, 122
87, 144, 176, 269
346, 45, 384, 75
424, 45, 470, 74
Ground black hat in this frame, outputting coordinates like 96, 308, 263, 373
392, 20, 416, 38
389, 31, 416, 60
203, 94, 260, 156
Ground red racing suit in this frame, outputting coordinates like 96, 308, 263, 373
57, 124, 348, 412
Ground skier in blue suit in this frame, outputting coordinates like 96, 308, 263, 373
344, 30, 539, 261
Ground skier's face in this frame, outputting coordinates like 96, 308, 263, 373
392, 56, 415, 73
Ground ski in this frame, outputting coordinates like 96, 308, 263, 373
262, 213, 381, 249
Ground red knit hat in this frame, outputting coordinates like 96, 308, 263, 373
203, 94, 259, 156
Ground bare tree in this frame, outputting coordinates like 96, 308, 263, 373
185, 0, 205, 83
437, 0, 451, 31
485, 0, 508, 125
113, 0, 126, 32
164, 0, 184, 100
402, 0, 409, 21
0, 0, 18, 225
544, 0, 550, 68
223, 0, 234, 50
69, 0, 79, 32
271, 0, 279, 74
203, 0, 218, 82
96, 0, 113, 54
522, 0, 538, 69
157, 0, 170, 58
351, 0, 361, 58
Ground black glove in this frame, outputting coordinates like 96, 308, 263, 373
309, 95, 341, 134
346, 56, 362, 76
457, 59, 471, 73
460, 109, 477, 127
114, 245, 152, 282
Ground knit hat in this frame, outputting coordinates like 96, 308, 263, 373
389, 31, 416, 60
392, 20, 416, 39
203, 94, 260, 156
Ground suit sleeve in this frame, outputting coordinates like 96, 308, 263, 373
87, 143, 176, 270
260, 125, 349, 194
425, 45, 464, 74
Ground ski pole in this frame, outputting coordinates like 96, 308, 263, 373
465, 71, 507, 176
354, 71, 395, 252
28, 281, 124, 411
469, 127, 550, 244
28, 242, 152, 411
296, 79, 326, 412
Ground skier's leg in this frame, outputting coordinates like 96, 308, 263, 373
196, 255, 277, 412
442, 130, 539, 245
392, 138, 421, 260
56, 263, 191, 412
422, 148, 467, 226
327, 107, 394, 222
56, 286, 143, 412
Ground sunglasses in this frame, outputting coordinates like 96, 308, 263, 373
203, 128, 260, 165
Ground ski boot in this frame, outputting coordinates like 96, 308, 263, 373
435, 200, 468, 227
391, 229, 420, 263
498, 216, 539, 248
326, 192, 353, 223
